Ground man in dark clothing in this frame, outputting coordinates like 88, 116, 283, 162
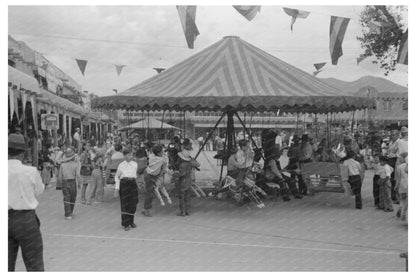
286, 135, 308, 195
8, 133, 45, 271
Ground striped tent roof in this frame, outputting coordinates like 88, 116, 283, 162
94, 36, 374, 113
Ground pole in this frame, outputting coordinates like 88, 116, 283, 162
351, 110, 355, 134
296, 113, 299, 135
183, 111, 186, 138
194, 111, 226, 160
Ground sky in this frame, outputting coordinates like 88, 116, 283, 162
8, 4, 409, 96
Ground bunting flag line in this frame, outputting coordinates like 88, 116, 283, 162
177, 6, 200, 49
75, 59, 88, 76
329, 16, 350, 65
356, 54, 368, 65
313, 70, 323, 77
9, 87, 14, 121
153, 68, 166, 73
282, 7, 310, 31
233, 5, 261, 21
115, 64, 125, 76
314, 62, 326, 71
397, 29, 408, 65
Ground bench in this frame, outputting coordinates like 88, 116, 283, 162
300, 162, 353, 196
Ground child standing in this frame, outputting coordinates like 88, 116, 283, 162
372, 156, 382, 207
142, 144, 168, 217
79, 142, 93, 204
176, 139, 200, 216
59, 148, 81, 220
343, 150, 363, 209
85, 155, 105, 204
378, 156, 394, 212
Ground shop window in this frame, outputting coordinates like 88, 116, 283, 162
402, 99, 408, 111
383, 100, 392, 111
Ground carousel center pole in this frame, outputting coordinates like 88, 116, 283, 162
194, 111, 226, 160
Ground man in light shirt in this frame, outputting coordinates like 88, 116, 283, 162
114, 148, 138, 231
8, 133, 45, 271
73, 127, 81, 154
275, 130, 283, 149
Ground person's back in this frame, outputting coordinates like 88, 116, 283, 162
8, 133, 45, 271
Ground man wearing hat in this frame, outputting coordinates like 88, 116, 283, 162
73, 127, 81, 153
59, 147, 81, 220
287, 135, 308, 195
176, 138, 200, 216
8, 133, 45, 271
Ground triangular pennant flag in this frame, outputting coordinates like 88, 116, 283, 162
14, 89, 20, 122
115, 64, 125, 76
368, 21, 382, 35
283, 7, 310, 31
30, 95, 38, 136
75, 59, 88, 76
153, 68, 166, 74
356, 54, 368, 65
314, 62, 326, 71
313, 70, 323, 77
233, 5, 261, 21
9, 87, 14, 121
112, 89, 118, 94
397, 29, 408, 65
329, 16, 350, 65
21, 90, 27, 114
177, 6, 200, 49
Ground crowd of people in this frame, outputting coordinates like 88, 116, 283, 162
9, 123, 408, 271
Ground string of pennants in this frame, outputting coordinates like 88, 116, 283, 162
73, 6, 408, 77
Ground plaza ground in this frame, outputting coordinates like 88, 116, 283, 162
14, 150, 408, 271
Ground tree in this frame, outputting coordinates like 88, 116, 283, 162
357, 5, 407, 75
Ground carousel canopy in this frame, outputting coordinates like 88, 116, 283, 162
93, 36, 375, 114
118, 117, 179, 131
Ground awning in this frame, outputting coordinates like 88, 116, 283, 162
37, 88, 89, 116
93, 36, 375, 114
8, 66, 40, 94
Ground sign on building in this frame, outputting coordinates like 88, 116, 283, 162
41, 114, 59, 130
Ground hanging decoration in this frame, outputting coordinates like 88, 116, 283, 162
115, 64, 125, 76
233, 5, 261, 21
9, 87, 14, 121
30, 94, 39, 136
75, 59, 88, 76
282, 7, 310, 31
21, 89, 27, 114
313, 70, 323, 77
329, 16, 350, 65
153, 68, 166, 74
356, 54, 368, 65
312, 62, 326, 76
368, 20, 392, 35
314, 62, 326, 71
177, 5, 200, 49
397, 29, 408, 65
14, 89, 20, 122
